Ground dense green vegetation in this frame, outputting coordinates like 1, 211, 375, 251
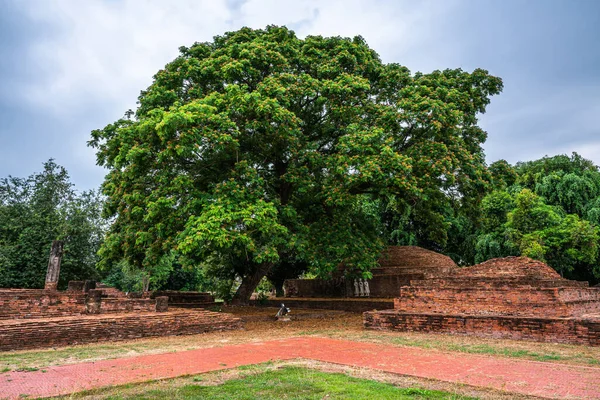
0, 160, 105, 289
69, 366, 473, 399
471, 154, 600, 282
2, 26, 600, 291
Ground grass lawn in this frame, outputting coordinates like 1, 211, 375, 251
67, 366, 474, 400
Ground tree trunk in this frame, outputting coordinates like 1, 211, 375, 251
231, 263, 273, 305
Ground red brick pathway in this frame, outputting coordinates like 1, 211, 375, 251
2, 337, 599, 399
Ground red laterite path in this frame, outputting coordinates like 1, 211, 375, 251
1, 337, 599, 399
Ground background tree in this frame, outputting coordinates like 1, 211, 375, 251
90, 25, 502, 303
0, 160, 106, 288
471, 154, 600, 282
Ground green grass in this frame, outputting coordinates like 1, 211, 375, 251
339, 332, 600, 366
86, 367, 474, 399
385, 336, 583, 363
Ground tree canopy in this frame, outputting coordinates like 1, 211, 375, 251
89, 25, 502, 302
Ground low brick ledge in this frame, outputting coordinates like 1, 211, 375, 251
252, 297, 394, 312
0, 310, 243, 352
363, 310, 600, 346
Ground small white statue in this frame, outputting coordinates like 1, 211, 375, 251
358, 279, 365, 297
354, 279, 360, 297
364, 280, 370, 297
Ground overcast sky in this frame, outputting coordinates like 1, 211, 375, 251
1, 0, 599, 191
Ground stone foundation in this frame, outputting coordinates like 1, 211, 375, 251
0, 310, 243, 351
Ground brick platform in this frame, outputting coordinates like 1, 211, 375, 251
0, 310, 242, 351
365, 256, 600, 345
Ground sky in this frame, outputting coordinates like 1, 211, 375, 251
0, 0, 599, 191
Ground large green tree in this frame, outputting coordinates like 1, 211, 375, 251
90, 26, 502, 303
0, 160, 106, 288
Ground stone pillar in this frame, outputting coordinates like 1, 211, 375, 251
155, 296, 169, 312
86, 289, 103, 314
44, 240, 64, 291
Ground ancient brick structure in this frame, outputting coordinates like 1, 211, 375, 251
151, 291, 218, 308
0, 282, 240, 351
0, 310, 242, 351
365, 256, 600, 345
0, 289, 87, 319
283, 246, 456, 298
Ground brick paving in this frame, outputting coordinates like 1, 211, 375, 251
2, 337, 599, 399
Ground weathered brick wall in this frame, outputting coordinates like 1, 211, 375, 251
0, 310, 243, 351
366, 274, 423, 297
409, 278, 588, 289
0, 289, 86, 320
363, 310, 600, 346
393, 287, 600, 317
97, 298, 159, 313
0, 289, 168, 319
151, 291, 215, 305
284, 278, 347, 298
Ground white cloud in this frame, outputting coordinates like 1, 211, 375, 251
20, 0, 233, 117
16, 0, 458, 118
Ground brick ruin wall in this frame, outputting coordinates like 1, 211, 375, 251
284, 278, 347, 298
364, 256, 600, 345
0, 289, 167, 319
0, 310, 243, 351
0, 289, 87, 320
394, 287, 600, 318
364, 311, 600, 346
151, 291, 217, 307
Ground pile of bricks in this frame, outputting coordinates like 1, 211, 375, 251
364, 256, 600, 345
0, 310, 242, 351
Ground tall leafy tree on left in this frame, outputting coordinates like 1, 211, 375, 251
0, 160, 106, 289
